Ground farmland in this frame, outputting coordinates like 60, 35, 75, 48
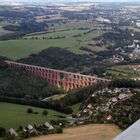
0, 29, 106, 60
0, 21, 13, 28
126, 26, 140, 32
0, 21, 14, 35
28, 124, 121, 140
106, 65, 140, 79
0, 102, 69, 129
0, 28, 13, 35
47, 20, 99, 31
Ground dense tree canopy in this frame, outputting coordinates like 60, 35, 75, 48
0, 57, 73, 114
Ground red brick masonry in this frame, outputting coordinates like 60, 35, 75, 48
5, 60, 111, 91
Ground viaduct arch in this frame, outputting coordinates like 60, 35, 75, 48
5, 60, 111, 91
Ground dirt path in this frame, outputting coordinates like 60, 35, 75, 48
28, 124, 121, 140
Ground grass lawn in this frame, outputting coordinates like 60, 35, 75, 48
0, 22, 15, 36
76, 30, 105, 41
0, 22, 10, 28
0, 38, 78, 60
71, 103, 81, 114
0, 102, 69, 129
26, 29, 88, 39
51, 94, 66, 101
48, 20, 99, 31
106, 65, 140, 79
0, 29, 106, 60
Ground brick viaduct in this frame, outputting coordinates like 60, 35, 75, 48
5, 60, 111, 91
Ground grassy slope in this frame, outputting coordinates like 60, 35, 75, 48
77, 30, 105, 41
48, 20, 98, 31
0, 29, 106, 60
106, 65, 140, 79
0, 102, 69, 129
71, 103, 81, 114
0, 22, 12, 28
26, 29, 88, 38
0, 39, 78, 59
0, 22, 15, 36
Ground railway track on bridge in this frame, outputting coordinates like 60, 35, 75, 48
5, 60, 111, 91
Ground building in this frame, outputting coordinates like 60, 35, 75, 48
9, 128, 18, 136
44, 122, 54, 130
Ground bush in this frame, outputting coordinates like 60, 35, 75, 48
72, 113, 77, 118
34, 112, 39, 114
27, 108, 33, 114
0, 127, 6, 137
56, 127, 63, 133
42, 110, 48, 116
19, 125, 23, 131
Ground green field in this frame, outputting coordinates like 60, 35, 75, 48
0, 22, 10, 28
71, 102, 81, 114
0, 29, 106, 60
106, 65, 140, 79
48, 20, 99, 31
26, 29, 88, 39
0, 102, 69, 129
125, 6, 140, 8
0, 22, 15, 36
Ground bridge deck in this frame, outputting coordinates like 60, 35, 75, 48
5, 60, 111, 91
5, 60, 110, 81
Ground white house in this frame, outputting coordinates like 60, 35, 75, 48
44, 122, 54, 130
9, 128, 18, 136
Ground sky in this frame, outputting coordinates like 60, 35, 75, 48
0, 0, 139, 3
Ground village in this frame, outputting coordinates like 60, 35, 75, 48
6, 121, 63, 139
0, 1, 140, 140
73, 87, 140, 125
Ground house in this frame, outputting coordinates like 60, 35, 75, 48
89, 111, 93, 116
27, 124, 34, 131
9, 128, 18, 136
106, 102, 111, 107
118, 94, 128, 100
96, 17, 111, 23
92, 93, 96, 97
111, 97, 118, 103
136, 21, 140, 28
23, 128, 27, 132
87, 104, 92, 109
114, 88, 121, 93
77, 113, 81, 117
106, 115, 112, 121
26, 124, 36, 133
108, 89, 112, 93
44, 122, 54, 130
83, 109, 88, 113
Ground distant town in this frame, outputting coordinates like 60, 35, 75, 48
0, 1, 140, 140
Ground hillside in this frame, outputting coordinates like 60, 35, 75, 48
0, 57, 74, 114
0, 57, 62, 100
75, 80, 140, 130
0, 102, 69, 129
18, 47, 109, 78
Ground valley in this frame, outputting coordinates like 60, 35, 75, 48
0, 1, 140, 140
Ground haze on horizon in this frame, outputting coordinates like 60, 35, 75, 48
0, 0, 139, 3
